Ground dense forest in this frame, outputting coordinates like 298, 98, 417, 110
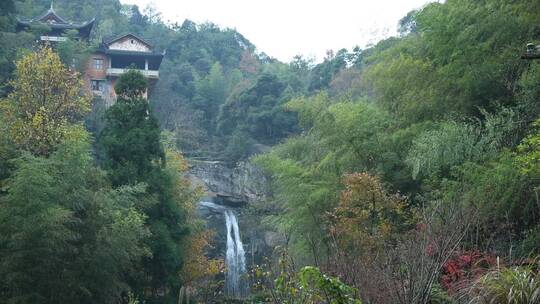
1, 0, 540, 303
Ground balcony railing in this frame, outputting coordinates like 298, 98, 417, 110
106, 68, 159, 78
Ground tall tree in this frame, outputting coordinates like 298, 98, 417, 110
99, 70, 191, 302
99, 71, 163, 186
1, 47, 90, 156
192, 62, 226, 132
0, 50, 149, 304
0, 129, 150, 304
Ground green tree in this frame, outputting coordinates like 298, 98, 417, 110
0, 128, 150, 303
99, 71, 162, 185
192, 62, 226, 132
217, 73, 297, 157
0, 0, 15, 31
99, 70, 193, 302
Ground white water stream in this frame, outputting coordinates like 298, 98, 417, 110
199, 201, 248, 298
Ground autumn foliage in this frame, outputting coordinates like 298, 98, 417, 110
329, 172, 408, 249
441, 250, 498, 294
1, 47, 90, 156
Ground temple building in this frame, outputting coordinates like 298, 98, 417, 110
16, 2, 164, 106
16, 2, 94, 42
87, 33, 164, 106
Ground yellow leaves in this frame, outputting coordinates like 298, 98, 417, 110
329, 172, 407, 250
340, 173, 387, 213
165, 148, 189, 173
160, 148, 217, 285
163, 147, 205, 219
180, 229, 222, 283
31, 110, 44, 128
1, 46, 91, 156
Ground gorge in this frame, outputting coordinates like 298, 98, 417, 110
192, 160, 271, 299
1, 0, 539, 303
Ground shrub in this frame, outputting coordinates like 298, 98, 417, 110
441, 250, 497, 294
467, 266, 540, 304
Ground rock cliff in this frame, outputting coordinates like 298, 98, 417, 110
187, 159, 270, 206
192, 160, 283, 271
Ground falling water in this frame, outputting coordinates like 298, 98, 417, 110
199, 201, 248, 298
224, 210, 248, 298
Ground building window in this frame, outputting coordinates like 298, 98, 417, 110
93, 58, 104, 70
91, 80, 104, 92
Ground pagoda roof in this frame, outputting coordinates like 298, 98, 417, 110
17, 18, 95, 30
36, 5, 67, 23
16, 2, 95, 37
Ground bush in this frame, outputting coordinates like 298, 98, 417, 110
467, 267, 540, 304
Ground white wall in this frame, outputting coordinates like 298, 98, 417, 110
108, 36, 151, 52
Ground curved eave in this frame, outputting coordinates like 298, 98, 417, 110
76, 19, 95, 38
16, 18, 95, 38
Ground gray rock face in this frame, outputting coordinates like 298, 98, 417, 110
187, 160, 270, 206
191, 160, 282, 276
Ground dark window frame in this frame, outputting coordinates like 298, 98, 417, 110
91, 79, 104, 92
93, 58, 104, 70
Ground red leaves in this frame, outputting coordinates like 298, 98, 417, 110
441, 250, 498, 293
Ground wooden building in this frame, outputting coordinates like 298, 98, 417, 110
17, 2, 164, 106
87, 33, 164, 106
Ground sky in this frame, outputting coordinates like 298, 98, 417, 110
120, 0, 434, 63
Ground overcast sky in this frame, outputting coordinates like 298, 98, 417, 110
121, 0, 434, 63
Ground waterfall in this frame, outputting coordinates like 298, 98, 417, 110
199, 201, 248, 298
224, 210, 248, 298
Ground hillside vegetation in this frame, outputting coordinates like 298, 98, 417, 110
0, 0, 539, 303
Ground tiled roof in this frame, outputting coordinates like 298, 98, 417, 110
16, 3, 95, 35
